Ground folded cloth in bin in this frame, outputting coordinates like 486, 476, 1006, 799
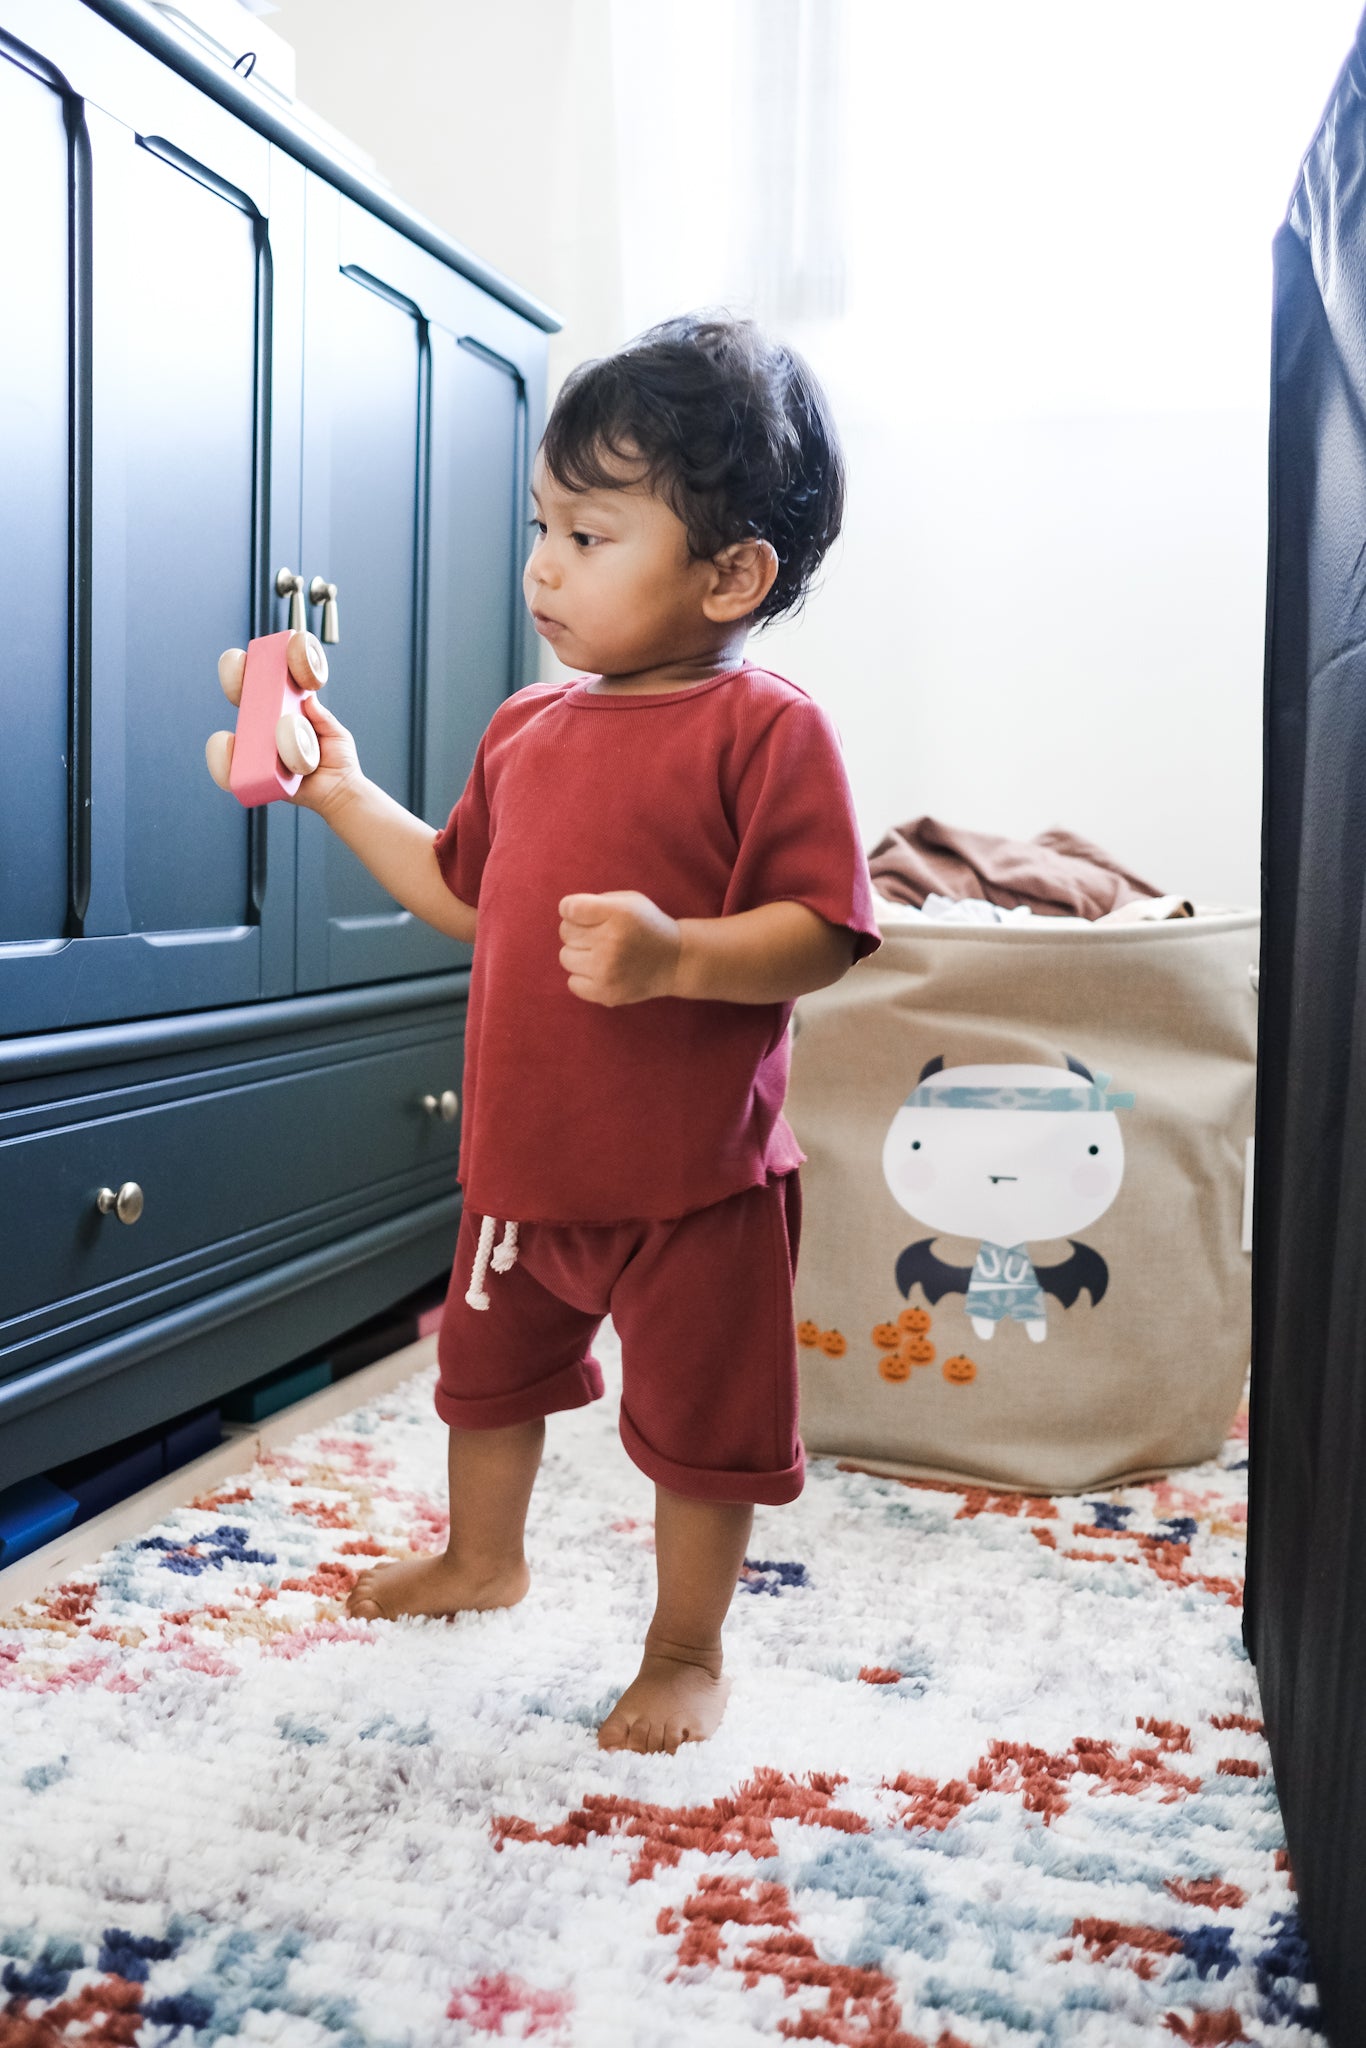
787, 906, 1258, 1492
867, 816, 1163, 918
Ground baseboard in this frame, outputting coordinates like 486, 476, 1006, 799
0, 1334, 438, 1614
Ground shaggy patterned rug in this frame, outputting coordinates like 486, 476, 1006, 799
0, 1335, 1322, 2047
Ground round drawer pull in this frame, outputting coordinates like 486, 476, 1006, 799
96, 1181, 144, 1226
420, 1090, 459, 1123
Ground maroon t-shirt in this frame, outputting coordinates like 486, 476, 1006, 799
434, 664, 881, 1224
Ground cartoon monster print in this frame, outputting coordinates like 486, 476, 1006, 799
881, 1055, 1133, 1343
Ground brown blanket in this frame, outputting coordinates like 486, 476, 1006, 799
867, 816, 1163, 919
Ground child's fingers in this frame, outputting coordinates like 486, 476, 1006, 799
287, 629, 328, 689
559, 892, 613, 928
299, 689, 348, 735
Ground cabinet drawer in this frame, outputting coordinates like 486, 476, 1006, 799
0, 1027, 463, 1328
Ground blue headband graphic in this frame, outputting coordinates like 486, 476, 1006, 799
902, 1071, 1135, 1114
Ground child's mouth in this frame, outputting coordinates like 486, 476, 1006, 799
532, 611, 565, 638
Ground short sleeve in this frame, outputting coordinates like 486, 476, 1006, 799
433, 735, 493, 907
723, 698, 881, 958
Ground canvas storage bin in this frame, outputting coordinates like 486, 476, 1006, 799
786, 909, 1258, 1492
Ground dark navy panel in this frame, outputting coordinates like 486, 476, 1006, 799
0, 44, 297, 1034
424, 329, 526, 838
295, 179, 469, 991
0, 48, 69, 945
318, 268, 421, 907
118, 139, 259, 935
0, 969, 468, 1084
0, 1012, 463, 1376
0, 1194, 458, 1491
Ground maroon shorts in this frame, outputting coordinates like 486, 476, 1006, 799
435, 1174, 804, 1506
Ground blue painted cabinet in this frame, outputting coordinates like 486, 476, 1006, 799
0, 0, 553, 1490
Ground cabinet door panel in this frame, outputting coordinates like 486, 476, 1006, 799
0, 40, 302, 1034
320, 267, 422, 883
0, 44, 70, 947
424, 330, 527, 833
296, 185, 536, 990
117, 139, 259, 935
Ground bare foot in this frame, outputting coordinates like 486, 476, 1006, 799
346, 1551, 529, 1621
597, 1647, 731, 1753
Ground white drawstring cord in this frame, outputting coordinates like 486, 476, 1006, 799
465, 1215, 520, 1310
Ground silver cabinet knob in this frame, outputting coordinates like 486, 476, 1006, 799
274, 566, 306, 631
308, 575, 340, 644
96, 1181, 144, 1225
420, 1090, 458, 1123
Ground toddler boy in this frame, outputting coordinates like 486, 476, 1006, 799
210, 314, 879, 1751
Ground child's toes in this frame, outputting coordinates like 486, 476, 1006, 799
346, 1571, 385, 1620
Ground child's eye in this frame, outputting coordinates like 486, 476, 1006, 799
571, 531, 602, 550
528, 518, 546, 536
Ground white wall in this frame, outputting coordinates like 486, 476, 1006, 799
274, 0, 623, 386
275, 0, 1363, 906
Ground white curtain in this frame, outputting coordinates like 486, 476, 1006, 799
732, 0, 847, 322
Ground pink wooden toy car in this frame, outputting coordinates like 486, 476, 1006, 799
205, 629, 328, 806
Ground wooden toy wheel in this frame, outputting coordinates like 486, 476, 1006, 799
275, 712, 320, 776
205, 730, 234, 790
288, 629, 329, 691
217, 647, 247, 707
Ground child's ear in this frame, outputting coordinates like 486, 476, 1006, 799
702, 538, 779, 623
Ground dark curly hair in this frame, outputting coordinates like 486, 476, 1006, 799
540, 313, 845, 625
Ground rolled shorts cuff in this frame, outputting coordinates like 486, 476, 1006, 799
434, 1353, 604, 1432
618, 1405, 805, 1507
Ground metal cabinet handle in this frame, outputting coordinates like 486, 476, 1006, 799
96, 1181, 144, 1225
420, 1090, 458, 1123
274, 566, 306, 631
308, 574, 340, 644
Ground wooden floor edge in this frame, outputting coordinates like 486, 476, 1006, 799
0, 1334, 438, 1613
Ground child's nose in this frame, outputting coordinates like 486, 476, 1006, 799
529, 544, 562, 591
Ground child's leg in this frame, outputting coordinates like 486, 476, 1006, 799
597, 1487, 753, 1753
348, 1418, 543, 1620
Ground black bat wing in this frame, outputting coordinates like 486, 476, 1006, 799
895, 1239, 974, 1304
1034, 1240, 1109, 1308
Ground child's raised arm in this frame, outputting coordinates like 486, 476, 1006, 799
207, 643, 477, 946
294, 693, 477, 945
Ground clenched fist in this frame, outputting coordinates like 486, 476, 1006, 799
558, 891, 681, 1006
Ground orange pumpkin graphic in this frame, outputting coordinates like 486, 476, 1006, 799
897, 1306, 932, 1335
819, 1329, 847, 1357
871, 1322, 901, 1350
900, 1336, 936, 1366
878, 1351, 912, 1383
943, 1354, 977, 1385
797, 1320, 820, 1348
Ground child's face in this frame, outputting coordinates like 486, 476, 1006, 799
524, 455, 732, 679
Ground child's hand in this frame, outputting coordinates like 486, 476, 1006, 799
208, 633, 364, 820
287, 689, 366, 821
558, 891, 681, 1005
